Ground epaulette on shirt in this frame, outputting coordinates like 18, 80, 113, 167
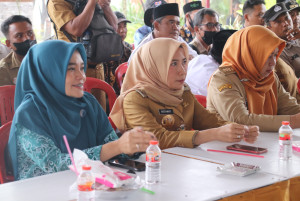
219, 66, 236, 76
135, 89, 148, 98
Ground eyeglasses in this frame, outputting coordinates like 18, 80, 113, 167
198, 22, 222, 29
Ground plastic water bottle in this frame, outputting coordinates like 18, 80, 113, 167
145, 140, 161, 184
279, 121, 293, 160
77, 165, 95, 201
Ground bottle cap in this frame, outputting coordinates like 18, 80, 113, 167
150, 140, 158, 145
282, 121, 290, 126
82, 165, 92, 170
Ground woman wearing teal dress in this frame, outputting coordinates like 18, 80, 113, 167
7, 40, 155, 180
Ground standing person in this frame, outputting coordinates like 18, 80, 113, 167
7, 40, 155, 180
129, 3, 198, 63
180, 1, 203, 43
110, 38, 259, 150
243, 0, 266, 27
226, 0, 242, 27
102, 11, 132, 95
0, 15, 36, 86
47, 0, 118, 111
207, 26, 300, 132
190, 8, 221, 55
133, 0, 166, 48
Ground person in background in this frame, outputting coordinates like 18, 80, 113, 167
110, 38, 259, 150
133, 0, 166, 48
186, 30, 235, 96
264, 3, 300, 77
180, 1, 203, 43
207, 26, 300, 132
102, 11, 132, 95
278, 0, 300, 30
0, 15, 36, 86
47, 0, 118, 111
7, 40, 155, 180
243, 0, 266, 27
0, 43, 10, 60
226, 0, 242, 27
129, 3, 198, 63
190, 8, 221, 55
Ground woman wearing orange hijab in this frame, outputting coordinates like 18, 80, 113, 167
207, 26, 300, 132
110, 38, 259, 150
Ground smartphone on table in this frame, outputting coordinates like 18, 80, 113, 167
108, 159, 145, 172
226, 144, 267, 154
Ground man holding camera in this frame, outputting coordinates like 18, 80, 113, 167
48, 0, 118, 110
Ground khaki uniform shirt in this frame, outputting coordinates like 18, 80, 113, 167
189, 37, 210, 55
47, 0, 76, 42
275, 58, 300, 104
280, 40, 300, 77
0, 52, 21, 86
123, 87, 226, 150
207, 66, 300, 132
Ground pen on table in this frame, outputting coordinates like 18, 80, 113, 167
140, 187, 155, 195
206, 149, 264, 158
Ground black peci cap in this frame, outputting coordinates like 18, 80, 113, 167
144, 0, 167, 27
183, 1, 203, 14
153, 3, 180, 21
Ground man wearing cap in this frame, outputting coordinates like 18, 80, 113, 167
278, 0, 300, 29
133, 0, 166, 48
243, 0, 266, 27
264, 2, 300, 77
190, 8, 221, 55
186, 30, 235, 96
180, 1, 203, 43
102, 11, 132, 95
129, 3, 197, 63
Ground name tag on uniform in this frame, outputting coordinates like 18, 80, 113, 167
159, 109, 173, 115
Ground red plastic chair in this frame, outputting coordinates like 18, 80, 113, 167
194, 95, 207, 108
0, 121, 14, 183
297, 79, 300, 94
84, 77, 117, 113
0, 85, 16, 126
115, 62, 128, 89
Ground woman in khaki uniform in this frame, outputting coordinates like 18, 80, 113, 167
110, 38, 259, 150
207, 26, 300, 132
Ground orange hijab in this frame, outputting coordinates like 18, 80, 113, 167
221, 26, 285, 115
110, 38, 189, 132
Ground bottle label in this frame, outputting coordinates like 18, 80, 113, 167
78, 181, 94, 191
279, 133, 291, 141
146, 152, 161, 162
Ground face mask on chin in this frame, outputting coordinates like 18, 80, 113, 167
201, 31, 217, 45
13, 39, 37, 56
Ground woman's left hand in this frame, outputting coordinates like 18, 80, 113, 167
243, 125, 259, 143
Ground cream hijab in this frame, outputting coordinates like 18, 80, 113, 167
110, 38, 189, 132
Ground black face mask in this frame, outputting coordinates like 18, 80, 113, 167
202, 31, 217, 45
13, 39, 37, 56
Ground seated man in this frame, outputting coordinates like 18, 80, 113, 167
0, 15, 36, 86
243, 0, 266, 27
207, 26, 300, 132
129, 3, 197, 63
190, 8, 221, 55
186, 30, 235, 96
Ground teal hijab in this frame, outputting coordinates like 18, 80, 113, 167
8, 40, 113, 177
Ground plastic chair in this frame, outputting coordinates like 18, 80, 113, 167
115, 62, 128, 89
0, 85, 16, 126
0, 121, 14, 183
84, 77, 117, 113
194, 95, 207, 108
297, 79, 300, 94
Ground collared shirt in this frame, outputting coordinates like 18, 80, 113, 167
189, 36, 211, 55
186, 55, 219, 96
128, 32, 198, 64
179, 24, 193, 43
280, 40, 300, 77
0, 51, 21, 86
0, 43, 11, 60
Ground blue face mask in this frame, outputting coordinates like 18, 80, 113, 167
13, 39, 37, 56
